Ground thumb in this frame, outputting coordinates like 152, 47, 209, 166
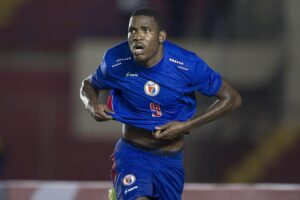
152, 130, 163, 139
155, 123, 170, 131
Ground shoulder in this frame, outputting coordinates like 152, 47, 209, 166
163, 40, 207, 72
164, 41, 198, 61
101, 41, 133, 73
104, 41, 132, 62
164, 40, 209, 67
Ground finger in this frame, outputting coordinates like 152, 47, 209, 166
95, 105, 113, 119
104, 106, 115, 114
94, 116, 106, 122
156, 122, 173, 130
102, 112, 113, 120
155, 125, 167, 132
95, 110, 113, 120
152, 130, 163, 139
153, 130, 170, 140
155, 126, 162, 131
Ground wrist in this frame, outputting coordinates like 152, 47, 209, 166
183, 120, 193, 131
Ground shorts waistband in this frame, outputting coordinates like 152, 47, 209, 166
120, 138, 183, 157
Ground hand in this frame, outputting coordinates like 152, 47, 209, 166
152, 121, 189, 140
87, 102, 114, 122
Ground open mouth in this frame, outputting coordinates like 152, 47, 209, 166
132, 43, 145, 55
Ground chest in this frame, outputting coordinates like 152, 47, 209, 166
114, 66, 191, 106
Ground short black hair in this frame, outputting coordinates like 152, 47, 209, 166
130, 7, 165, 31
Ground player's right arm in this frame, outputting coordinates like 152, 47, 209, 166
80, 75, 113, 122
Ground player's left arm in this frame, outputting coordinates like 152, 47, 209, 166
153, 78, 242, 140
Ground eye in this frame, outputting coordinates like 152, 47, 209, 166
144, 28, 150, 33
128, 28, 136, 34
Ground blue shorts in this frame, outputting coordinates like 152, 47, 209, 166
111, 139, 184, 200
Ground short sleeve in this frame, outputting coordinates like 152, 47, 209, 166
90, 52, 115, 90
192, 59, 222, 96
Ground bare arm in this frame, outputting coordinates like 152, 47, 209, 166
80, 75, 113, 121
187, 78, 242, 129
153, 78, 242, 140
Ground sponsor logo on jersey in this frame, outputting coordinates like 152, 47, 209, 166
112, 62, 122, 68
124, 186, 138, 195
144, 81, 160, 96
177, 65, 189, 71
116, 57, 132, 62
126, 72, 139, 77
122, 174, 136, 186
169, 58, 184, 65
169, 58, 189, 71
112, 57, 132, 68
116, 57, 131, 62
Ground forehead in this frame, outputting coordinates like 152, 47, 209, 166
128, 15, 158, 28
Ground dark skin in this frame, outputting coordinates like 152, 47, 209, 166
127, 15, 166, 67
80, 15, 241, 200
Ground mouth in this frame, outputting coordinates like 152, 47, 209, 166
132, 43, 145, 56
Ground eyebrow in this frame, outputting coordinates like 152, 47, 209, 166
128, 24, 151, 31
141, 25, 150, 29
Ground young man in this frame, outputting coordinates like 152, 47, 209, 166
80, 8, 241, 200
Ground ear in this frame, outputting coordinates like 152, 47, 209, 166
159, 30, 167, 44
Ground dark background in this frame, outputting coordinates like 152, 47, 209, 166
0, 0, 299, 183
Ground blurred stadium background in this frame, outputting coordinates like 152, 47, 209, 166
0, 0, 300, 199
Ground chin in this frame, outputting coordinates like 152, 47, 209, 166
134, 56, 147, 64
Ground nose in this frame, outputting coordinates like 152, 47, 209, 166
133, 30, 143, 40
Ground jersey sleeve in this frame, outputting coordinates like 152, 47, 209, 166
192, 58, 222, 96
90, 52, 116, 90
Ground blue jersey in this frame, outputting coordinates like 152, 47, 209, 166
91, 41, 222, 131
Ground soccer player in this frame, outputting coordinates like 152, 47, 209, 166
80, 7, 241, 200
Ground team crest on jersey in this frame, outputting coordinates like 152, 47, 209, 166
144, 81, 160, 96
122, 174, 136, 186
